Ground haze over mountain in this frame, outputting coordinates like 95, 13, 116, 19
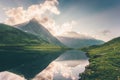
57, 32, 104, 48
0, 0, 119, 80
16, 19, 64, 46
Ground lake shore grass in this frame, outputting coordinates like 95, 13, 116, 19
79, 43, 120, 80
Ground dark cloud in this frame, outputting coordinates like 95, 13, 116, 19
101, 30, 111, 36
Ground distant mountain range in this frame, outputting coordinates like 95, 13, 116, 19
57, 32, 104, 48
3, 18, 103, 48
0, 19, 104, 48
16, 19, 64, 46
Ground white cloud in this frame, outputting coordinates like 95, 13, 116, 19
5, 0, 60, 25
37, 16, 77, 36
5, 7, 27, 25
4, 0, 77, 36
54, 21, 77, 36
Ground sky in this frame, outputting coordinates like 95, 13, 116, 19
0, 0, 120, 41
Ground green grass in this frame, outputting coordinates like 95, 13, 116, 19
80, 37, 120, 80
0, 23, 48, 44
0, 23, 68, 79
23, 44, 63, 50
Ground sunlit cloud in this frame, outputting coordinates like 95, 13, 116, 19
51, 20, 77, 36
4, 0, 77, 36
5, 7, 27, 25
5, 0, 60, 25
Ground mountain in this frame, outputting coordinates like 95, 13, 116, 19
0, 23, 47, 45
57, 32, 104, 48
0, 23, 65, 79
16, 19, 64, 46
80, 37, 120, 80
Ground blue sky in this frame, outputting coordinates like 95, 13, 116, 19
0, 0, 120, 41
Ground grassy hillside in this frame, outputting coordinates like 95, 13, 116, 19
0, 24, 48, 45
17, 19, 64, 46
80, 37, 120, 80
0, 23, 68, 79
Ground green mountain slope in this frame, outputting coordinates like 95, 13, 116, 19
16, 19, 64, 46
0, 23, 66, 79
80, 37, 120, 80
0, 23, 48, 45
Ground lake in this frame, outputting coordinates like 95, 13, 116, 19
33, 50, 89, 80
0, 50, 89, 80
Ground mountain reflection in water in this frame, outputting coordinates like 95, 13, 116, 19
34, 50, 89, 80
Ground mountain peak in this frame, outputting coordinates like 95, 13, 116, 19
29, 18, 38, 23
16, 19, 64, 46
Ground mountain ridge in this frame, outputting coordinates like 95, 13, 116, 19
57, 32, 104, 48
16, 19, 64, 46
0, 23, 48, 45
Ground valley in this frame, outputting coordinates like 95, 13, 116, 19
0, 20, 119, 80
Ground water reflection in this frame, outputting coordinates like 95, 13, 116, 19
0, 50, 65, 79
33, 50, 89, 80
0, 50, 89, 80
